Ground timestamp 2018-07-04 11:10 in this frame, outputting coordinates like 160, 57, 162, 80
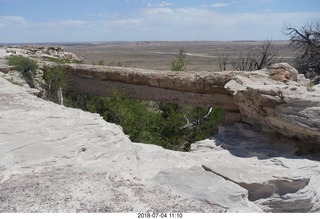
137, 213, 183, 218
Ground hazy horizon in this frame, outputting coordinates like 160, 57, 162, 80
1, 39, 291, 46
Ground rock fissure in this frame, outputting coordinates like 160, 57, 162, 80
202, 163, 313, 211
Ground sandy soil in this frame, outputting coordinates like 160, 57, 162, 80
61, 41, 295, 71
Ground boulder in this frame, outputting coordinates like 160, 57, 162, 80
196, 123, 320, 212
0, 64, 10, 74
268, 63, 299, 82
225, 69, 320, 146
0, 46, 82, 62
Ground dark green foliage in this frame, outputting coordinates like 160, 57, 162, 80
171, 48, 189, 71
7, 55, 38, 87
64, 90, 225, 151
157, 103, 225, 151
42, 65, 66, 103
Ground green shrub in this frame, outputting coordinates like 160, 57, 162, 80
171, 48, 189, 71
7, 55, 38, 87
307, 81, 315, 92
157, 103, 225, 151
42, 65, 66, 104
64, 90, 225, 151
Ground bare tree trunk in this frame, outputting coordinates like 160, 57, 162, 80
57, 87, 63, 105
283, 21, 320, 83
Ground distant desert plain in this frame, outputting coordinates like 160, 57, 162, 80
60, 41, 295, 71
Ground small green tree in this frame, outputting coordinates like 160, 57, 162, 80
171, 48, 189, 71
7, 55, 38, 87
42, 65, 66, 104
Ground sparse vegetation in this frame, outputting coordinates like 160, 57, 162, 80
219, 40, 277, 71
171, 48, 189, 71
218, 53, 229, 71
43, 56, 84, 64
92, 60, 105, 65
307, 81, 315, 92
284, 20, 320, 84
65, 41, 294, 72
7, 55, 38, 87
108, 60, 124, 67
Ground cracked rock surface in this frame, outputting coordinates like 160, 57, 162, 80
1, 76, 320, 212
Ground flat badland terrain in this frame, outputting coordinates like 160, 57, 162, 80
64, 41, 295, 71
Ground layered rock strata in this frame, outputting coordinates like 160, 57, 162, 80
65, 63, 320, 146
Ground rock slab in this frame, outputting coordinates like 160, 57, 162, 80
2, 52, 320, 212
2, 77, 320, 212
0, 77, 249, 212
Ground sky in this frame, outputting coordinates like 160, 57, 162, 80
0, 0, 320, 43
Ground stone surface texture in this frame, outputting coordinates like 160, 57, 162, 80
225, 69, 320, 145
1, 76, 320, 213
1, 46, 320, 213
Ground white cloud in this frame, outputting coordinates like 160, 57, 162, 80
1, 6, 320, 43
37, 19, 90, 28
158, 1, 172, 7
211, 3, 228, 8
0, 16, 29, 27
147, 1, 172, 8
143, 7, 174, 15
128, 7, 320, 41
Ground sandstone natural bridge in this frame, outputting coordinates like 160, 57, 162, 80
65, 64, 239, 111
65, 63, 320, 146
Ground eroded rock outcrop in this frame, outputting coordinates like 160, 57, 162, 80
65, 64, 239, 111
1, 46, 320, 212
0, 46, 83, 101
0, 77, 248, 212
1, 75, 320, 212
2, 45, 82, 63
2, 46, 319, 146
65, 63, 320, 147
225, 67, 320, 146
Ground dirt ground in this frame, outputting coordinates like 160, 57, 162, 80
62, 41, 295, 71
